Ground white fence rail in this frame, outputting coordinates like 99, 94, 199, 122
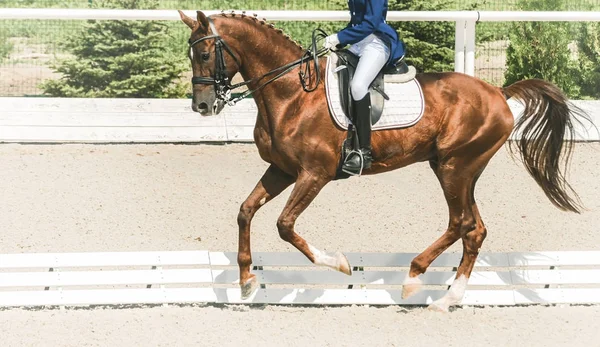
0, 98, 598, 143
1, 250, 600, 308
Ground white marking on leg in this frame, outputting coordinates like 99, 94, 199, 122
403, 274, 423, 286
402, 274, 423, 298
308, 244, 339, 269
259, 197, 267, 206
429, 274, 468, 312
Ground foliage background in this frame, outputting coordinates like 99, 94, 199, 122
38, 0, 188, 98
1, 0, 599, 98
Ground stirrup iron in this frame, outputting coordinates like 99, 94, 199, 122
341, 149, 364, 177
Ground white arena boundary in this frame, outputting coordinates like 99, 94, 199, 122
1, 250, 600, 308
0, 97, 598, 143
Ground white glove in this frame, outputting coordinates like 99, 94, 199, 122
323, 34, 340, 50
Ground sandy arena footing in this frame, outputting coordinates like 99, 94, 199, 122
1, 143, 599, 346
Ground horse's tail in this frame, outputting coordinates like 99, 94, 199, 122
502, 79, 591, 213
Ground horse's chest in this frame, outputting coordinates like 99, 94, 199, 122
253, 126, 274, 163
253, 127, 301, 176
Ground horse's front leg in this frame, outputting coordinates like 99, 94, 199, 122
275, 171, 352, 275
238, 165, 295, 299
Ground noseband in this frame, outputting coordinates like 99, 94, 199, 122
188, 17, 241, 105
187, 17, 329, 106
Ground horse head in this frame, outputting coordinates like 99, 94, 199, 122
179, 10, 241, 116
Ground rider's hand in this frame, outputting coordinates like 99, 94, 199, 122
323, 34, 340, 50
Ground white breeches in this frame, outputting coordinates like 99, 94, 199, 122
348, 33, 391, 100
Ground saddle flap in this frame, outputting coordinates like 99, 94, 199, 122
333, 50, 385, 126
333, 50, 417, 126
335, 53, 352, 118
325, 53, 425, 132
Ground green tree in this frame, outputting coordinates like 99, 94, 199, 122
387, 0, 457, 73
40, 0, 188, 98
577, 22, 600, 99
504, 0, 581, 98
323, 0, 471, 73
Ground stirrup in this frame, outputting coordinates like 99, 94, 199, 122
341, 149, 365, 177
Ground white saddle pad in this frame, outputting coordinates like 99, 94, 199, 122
324, 54, 425, 131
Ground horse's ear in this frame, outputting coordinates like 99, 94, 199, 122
196, 11, 210, 31
178, 10, 196, 30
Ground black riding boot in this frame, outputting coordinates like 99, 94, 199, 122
342, 94, 372, 175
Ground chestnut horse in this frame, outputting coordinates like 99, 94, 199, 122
178, 10, 590, 311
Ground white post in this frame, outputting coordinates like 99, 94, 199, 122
454, 20, 466, 73
465, 19, 476, 76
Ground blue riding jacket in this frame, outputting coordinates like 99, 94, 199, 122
336, 0, 405, 67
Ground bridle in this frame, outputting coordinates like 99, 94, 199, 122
187, 16, 329, 106
187, 17, 240, 105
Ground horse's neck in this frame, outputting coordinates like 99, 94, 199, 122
221, 18, 311, 134
219, 18, 304, 95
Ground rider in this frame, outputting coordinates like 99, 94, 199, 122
323, 0, 405, 175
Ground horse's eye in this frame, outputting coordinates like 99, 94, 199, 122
202, 52, 210, 61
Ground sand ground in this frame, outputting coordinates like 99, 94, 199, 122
1, 143, 599, 347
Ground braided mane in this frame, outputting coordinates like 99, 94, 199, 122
217, 10, 305, 50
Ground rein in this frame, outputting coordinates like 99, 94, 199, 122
188, 18, 329, 106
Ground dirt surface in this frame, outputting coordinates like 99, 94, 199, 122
0, 38, 62, 96
0, 143, 599, 346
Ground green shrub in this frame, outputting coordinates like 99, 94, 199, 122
577, 22, 600, 99
40, 0, 188, 98
504, 0, 582, 98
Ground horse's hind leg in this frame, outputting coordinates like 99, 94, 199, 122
404, 145, 507, 312
427, 166, 488, 312
426, 123, 513, 311
401, 97, 513, 310
401, 158, 473, 299
238, 165, 295, 299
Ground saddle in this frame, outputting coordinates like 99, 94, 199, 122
333, 49, 417, 126
332, 49, 417, 180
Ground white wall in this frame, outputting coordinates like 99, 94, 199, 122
0, 97, 598, 143
0, 97, 257, 143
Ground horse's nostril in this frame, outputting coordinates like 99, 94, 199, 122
198, 102, 209, 111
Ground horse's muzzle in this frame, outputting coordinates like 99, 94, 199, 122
191, 99, 225, 116
192, 101, 209, 115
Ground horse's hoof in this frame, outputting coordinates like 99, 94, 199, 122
336, 251, 352, 276
427, 300, 450, 313
401, 276, 422, 299
240, 276, 258, 300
